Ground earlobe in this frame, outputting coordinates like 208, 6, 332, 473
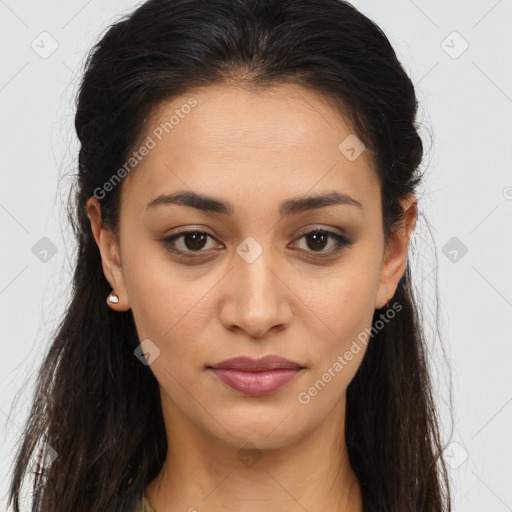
86, 196, 131, 312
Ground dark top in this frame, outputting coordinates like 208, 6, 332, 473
125, 486, 372, 511
125, 487, 156, 512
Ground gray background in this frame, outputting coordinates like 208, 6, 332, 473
1, 1, 511, 510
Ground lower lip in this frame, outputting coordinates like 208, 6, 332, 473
208, 368, 303, 396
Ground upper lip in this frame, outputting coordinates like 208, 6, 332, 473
208, 355, 304, 371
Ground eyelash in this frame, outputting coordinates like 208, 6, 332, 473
159, 228, 353, 259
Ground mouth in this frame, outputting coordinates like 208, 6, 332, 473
207, 355, 305, 396
207, 354, 305, 371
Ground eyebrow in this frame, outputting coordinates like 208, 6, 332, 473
145, 190, 363, 216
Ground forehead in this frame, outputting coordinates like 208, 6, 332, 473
121, 83, 380, 220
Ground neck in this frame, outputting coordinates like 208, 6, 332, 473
146, 391, 363, 512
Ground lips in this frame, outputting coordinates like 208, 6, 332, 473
207, 355, 305, 396
208, 354, 304, 371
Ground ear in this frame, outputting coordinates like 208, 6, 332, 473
86, 196, 131, 311
375, 193, 417, 309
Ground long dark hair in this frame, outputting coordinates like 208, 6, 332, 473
7, 0, 452, 510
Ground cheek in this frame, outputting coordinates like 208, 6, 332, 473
121, 233, 188, 331
121, 240, 217, 373
126, 269, 206, 355
303, 255, 380, 382
298, 281, 374, 413
306, 261, 379, 338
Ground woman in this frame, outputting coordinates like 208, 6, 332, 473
8, 0, 452, 510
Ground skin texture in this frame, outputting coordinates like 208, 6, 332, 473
87, 83, 417, 512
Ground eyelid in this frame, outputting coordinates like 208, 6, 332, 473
293, 224, 348, 239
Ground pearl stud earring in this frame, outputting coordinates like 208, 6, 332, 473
107, 291, 119, 305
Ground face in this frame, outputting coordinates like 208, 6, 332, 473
87, 83, 416, 450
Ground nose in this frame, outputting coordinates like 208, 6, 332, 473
218, 244, 294, 339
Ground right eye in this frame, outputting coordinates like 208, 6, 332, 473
160, 230, 222, 257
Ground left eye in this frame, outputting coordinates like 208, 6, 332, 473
160, 229, 352, 257
295, 229, 351, 254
